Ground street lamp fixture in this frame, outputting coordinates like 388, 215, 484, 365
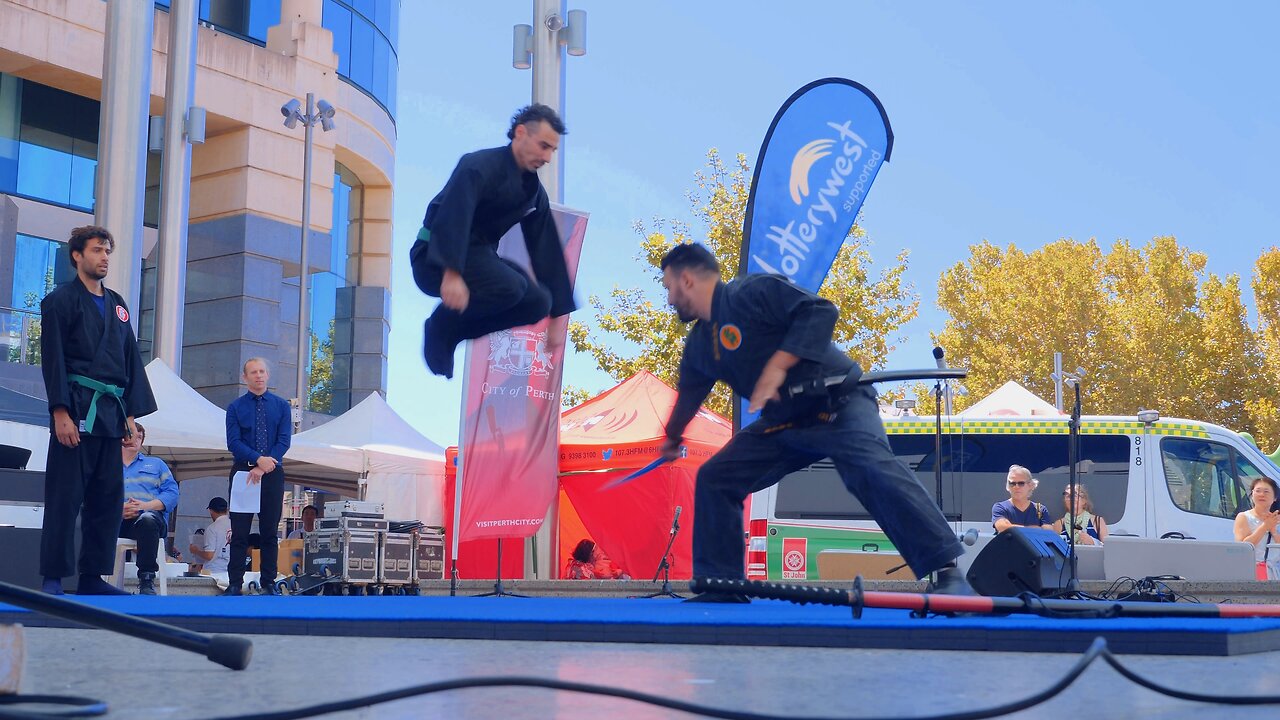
279, 93, 336, 426
512, 8, 586, 68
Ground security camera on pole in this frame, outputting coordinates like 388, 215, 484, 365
280, 95, 337, 430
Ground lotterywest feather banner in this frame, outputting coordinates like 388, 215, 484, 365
454, 205, 588, 544
736, 78, 893, 428
740, 77, 893, 285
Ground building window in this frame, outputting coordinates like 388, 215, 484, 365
304, 164, 361, 413
0, 75, 100, 212
155, 0, 280, 45
323, 0, 398, 121
3, 233, 68, 365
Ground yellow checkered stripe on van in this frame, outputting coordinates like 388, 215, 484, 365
882, 419, 1209, 439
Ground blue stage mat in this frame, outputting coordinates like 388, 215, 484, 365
4, 595, 1280, 656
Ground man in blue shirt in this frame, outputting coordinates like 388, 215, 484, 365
992, 464, 1054, 532
224, 357, 291, 595
119, 421, 178, 595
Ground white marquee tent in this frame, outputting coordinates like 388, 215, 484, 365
958, 380, 1061, 417
293, 392, 447, 524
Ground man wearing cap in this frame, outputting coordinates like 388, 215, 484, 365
119, 421, 178, 595
188, 497, 231, 576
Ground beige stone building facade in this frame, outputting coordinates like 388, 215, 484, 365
0, 0, 398, 415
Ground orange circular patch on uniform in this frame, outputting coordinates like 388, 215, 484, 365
116, 305, 129, 323
719, 324, 742, 351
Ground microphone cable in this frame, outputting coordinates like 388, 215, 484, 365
7, 635, 1280, 720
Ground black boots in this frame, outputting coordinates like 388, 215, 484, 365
137, 572, 157, 596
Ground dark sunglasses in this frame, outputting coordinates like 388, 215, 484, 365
1008, 481, 1028, 487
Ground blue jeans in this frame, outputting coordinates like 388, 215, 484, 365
693, 385, 963, 580
119, 510, 166, 574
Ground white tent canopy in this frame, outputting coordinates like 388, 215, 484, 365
958, 381, 1061, 417
293, 393, 447, 524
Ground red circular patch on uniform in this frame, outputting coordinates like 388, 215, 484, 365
116, 306, 129, 322
719, 324, 742, 351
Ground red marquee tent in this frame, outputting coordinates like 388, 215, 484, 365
557, 371, 731, 580
443, 371, 731, 580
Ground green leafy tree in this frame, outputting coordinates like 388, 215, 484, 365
308, 320, 336, 414
928, 237, 1277, 447
568, 149, 919, 416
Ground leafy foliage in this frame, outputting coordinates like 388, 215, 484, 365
567, 149, 919, 416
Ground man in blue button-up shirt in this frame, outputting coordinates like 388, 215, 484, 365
224, 357, 291, 595
120, 421, 178, 595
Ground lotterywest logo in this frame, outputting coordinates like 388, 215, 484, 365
756, 120, 884, 278
488, 328, 554, 377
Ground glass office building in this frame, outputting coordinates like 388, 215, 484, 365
1, 1, 399, 415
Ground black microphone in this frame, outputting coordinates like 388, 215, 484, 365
932, 346, 946, 369
959, 528, 978, 546
671, 505, 682, 534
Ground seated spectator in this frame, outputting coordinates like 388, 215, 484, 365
188, 497, 232, 578
563, 539, 628, 579
119, 422, 179, 595
1053, 483, 1107, 546
1234, 477, 1280, 581
286, 504, 319, 540
992, 465, 1054, 533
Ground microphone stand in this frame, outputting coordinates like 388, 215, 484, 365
1062, 379, 1083, 595
635, 508, 685, 599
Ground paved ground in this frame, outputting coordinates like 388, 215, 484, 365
12, 625, 1280, 719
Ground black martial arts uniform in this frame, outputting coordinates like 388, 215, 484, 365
39, 277, 156, 579
409, 144, 576, 377
664, 274, 962, 581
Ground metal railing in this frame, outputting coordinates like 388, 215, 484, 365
1, 305, 41, 366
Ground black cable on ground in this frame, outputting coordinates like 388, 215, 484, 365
0, 693, 107, 719
10, 634, 1280, 720
183, 636, 1280, 720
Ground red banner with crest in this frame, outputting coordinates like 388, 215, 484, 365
454, 205, 588, 542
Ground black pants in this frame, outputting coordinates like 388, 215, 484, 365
411, 241, 552, 345
227, 466, 284, 587
41, 434, 123, 578
119, 510, 166, 575
694, 386, 963, 580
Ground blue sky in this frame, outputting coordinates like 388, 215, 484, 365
385, 1, 1280, 446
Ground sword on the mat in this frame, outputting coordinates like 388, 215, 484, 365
600, 456, 671, 490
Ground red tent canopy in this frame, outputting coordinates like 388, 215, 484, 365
557, 371, 731, 580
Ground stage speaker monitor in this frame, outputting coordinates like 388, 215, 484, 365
0, 445, 32, 470
965, 527, 1072, 597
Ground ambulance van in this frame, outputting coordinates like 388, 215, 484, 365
746, 414, 1280, 581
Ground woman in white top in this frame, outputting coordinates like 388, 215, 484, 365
1233, 477, 1280, 580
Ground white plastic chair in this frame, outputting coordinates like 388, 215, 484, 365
110, 538, 169, 595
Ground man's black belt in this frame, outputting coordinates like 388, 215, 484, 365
780, 368, 968, 400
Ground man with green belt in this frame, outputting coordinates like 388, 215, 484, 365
39, 225, 157, 595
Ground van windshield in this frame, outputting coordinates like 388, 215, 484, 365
773, 433, 1131, 524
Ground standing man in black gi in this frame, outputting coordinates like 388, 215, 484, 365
657, 244, 974, 602
224, 357, 291, 595
409, 104, 577, 379
39, 225, 157, 596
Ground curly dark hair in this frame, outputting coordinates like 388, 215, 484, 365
660, 243, 720, 276
507, 103, 566, 140
571, 539, 595, 564
67, 225, 114, 269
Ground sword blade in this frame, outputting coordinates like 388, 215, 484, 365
600, 457, 669, 490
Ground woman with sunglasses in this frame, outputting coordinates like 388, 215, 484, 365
992, 465, 1054, 533
1053, 484, 1107, 545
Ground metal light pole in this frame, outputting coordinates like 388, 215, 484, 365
281, 94, 336, 427
96, 0, 154, 321
511, 2, 586, 580
513, 1, 586, 204
154, 0, 206, 370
